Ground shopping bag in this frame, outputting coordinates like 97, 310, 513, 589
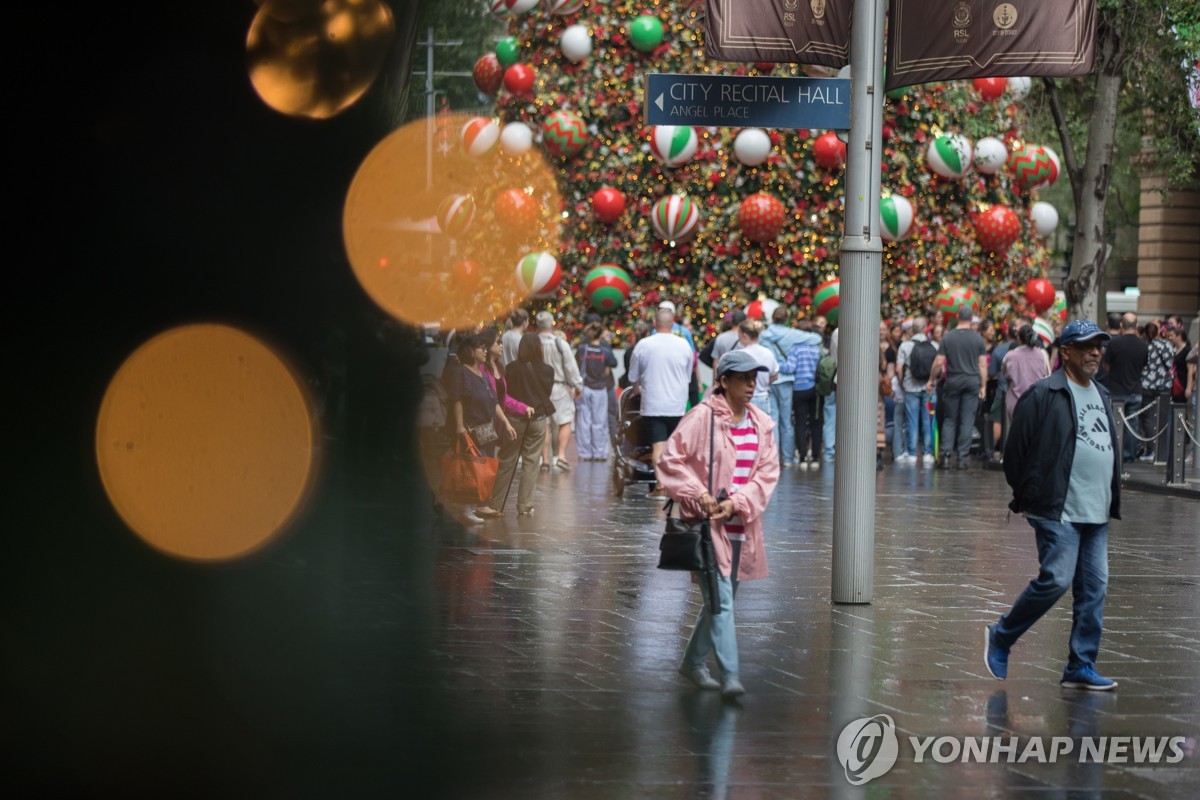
440, 436, 498, 503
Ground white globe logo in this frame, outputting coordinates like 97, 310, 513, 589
837, 715, 899, 785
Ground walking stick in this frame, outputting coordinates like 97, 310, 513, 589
497, 429, 521, 512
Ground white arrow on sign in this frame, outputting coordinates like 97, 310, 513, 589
655, 93, 664, 111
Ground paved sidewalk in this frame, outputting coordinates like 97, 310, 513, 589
411, 460, 1200, 798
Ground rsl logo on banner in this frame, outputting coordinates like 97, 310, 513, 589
887, 0, 1097, 90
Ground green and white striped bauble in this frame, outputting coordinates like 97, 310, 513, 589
515, 252, 562, 298
650, 194, 701, 244
436, 194, 475, 237
649, 125, 698, 168
879, 194, 914, 242
925, 133, 972, 179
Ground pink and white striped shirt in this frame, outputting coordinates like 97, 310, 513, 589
723, 416, 758, 541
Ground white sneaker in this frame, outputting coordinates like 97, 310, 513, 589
897, 453, 917, 464
922, 454, 935, 466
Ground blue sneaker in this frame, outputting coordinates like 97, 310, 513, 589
984, 624, 1008, 680
1060, 666, 1117, 691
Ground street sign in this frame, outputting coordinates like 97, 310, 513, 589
644, 73, 850, 130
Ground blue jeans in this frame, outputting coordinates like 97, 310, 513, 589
904, 390, 933, 456
822, 390, 836, 460
1109, 393, 1141, 461
682, 544, 741, 680
993, 519, 1109, 672
770, 382, 795, 463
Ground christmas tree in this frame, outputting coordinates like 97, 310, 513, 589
464, 0, 1053, 342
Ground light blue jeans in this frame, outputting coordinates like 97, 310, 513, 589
993, 519, 1109, 673
770, 382, 795, 463
904, 390, 933, 456
682, 543, 741, 680
822, 390, 836, 460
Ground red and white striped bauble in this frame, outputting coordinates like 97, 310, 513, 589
461, 117, 499, 158
436, 194, 475, 237
650, 194, 702, 244
649, 125, 698, 167
549, 0, 586, 13
515, 252, 562, 297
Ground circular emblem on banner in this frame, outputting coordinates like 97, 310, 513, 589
953, 1, 972, 28
837, 715, 899, 785
810, 0, 826, 20
994, 3, 1018, 29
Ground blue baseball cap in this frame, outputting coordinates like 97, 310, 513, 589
1059, 319, 1111, 347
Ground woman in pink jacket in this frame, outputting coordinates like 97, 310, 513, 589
658, 349, 781, 697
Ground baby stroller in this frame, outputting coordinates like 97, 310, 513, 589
611, 387, 658, 498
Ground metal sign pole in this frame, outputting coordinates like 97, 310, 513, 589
831, 0, 887, 605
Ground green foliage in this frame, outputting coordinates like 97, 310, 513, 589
401, 3, 505, 121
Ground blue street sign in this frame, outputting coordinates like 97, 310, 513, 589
644, 73, 850, 130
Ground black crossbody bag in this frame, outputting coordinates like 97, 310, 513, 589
656, 408, 721, 613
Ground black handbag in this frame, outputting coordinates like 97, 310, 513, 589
656, 408, 721, 613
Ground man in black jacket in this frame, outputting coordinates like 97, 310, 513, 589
984, 319, 1122, 691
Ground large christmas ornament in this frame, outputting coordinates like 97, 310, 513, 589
503, 63, 536, 96
812, 131, 847, 170
436, 194, 475, 237
650, 125, 698, 167
591, 186, 626, 223
508, 0, 538, 13
629, 15, 665, 52
494, 188, 540, 231
550, 0, 586, 14
1035, 147, 1060, 189
1007, 76, 1032, 100
814, 279, 841, 326
1024, 278, 1056, 313
461, 117, 499, 158
934, 286, 979, 322
744, 297, 780, 321
499, 121, 534, 156
1007, 144, 1054, 189
973, 77, 1007, 101
495, 36, 520, 67
973, 205, 1021, 253
738, 193, 786, 243
1032, 317, 1055, 346
926, 133, 972, 179
1030, 201, 1059, 238
560, 25, 591, 63
584, 264, 633, 312
473, 53, 503, 95
973, 136, 1008, 175
650, 194, 702, 244
515, 251, 561, 297
733, 128, 772, 166
542, 110, 588, 158
879, 195, 914, 242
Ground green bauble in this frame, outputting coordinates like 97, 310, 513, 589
495, 37, 520, 68
629, 16, 664, 53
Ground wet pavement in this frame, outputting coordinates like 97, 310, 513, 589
404, 456, 1200, 798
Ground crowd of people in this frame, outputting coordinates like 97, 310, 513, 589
429, 301, 1198, 525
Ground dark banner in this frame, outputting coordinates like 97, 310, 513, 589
887, 0, 1095, 90
704, 0, 851, 68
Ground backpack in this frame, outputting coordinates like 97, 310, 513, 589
697, 336, 716, 368
814, 352, 837, 397
908, 339, 937, 382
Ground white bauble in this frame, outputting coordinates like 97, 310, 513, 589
559, 25, 592, 63
1007, 76, 1032, 101
732, 128, 771, 166
1031, 201, 1059, 237
973, 136, 1008, 175
508, 0, 539, 13
499, 121, 533, 156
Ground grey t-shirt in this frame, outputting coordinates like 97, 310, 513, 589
1062, 379, 1114, 523
940, 327, 986, 391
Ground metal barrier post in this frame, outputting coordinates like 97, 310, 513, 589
1166, 403, 1187, 485
1154, 394, 1171, 464
1112, 401, 1125, 465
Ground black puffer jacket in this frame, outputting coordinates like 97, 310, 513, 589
1003, 369, 1121, 521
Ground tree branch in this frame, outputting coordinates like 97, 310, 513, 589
1042, 77, 1083, 211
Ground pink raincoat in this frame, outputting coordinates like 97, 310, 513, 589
657, 394, 780, 581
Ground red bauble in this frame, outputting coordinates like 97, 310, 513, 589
494, 188, 539, 231
1024, 278, 1055, 313
503, 63, 536, 96
738, 192, 786, 243
452, 259, 481, 284
754, 62, 775, 70
973, 77, 1007, 101
472, 54, 503, 96
591, 186, 626, 223
812, 131, 847, 170
973, 205, 1021, 254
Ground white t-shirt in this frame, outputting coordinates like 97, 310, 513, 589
738, 342, 780, 399
628, 332, 695, 417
